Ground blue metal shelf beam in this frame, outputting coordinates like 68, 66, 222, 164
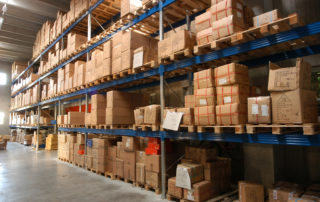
58, 127, 320, 146
11, 0, 105, 85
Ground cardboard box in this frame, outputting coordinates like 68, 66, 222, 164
136, 163, 146, 184
134, 107, 145, 125
146, 171, 161, 188
123, 151, 136, 181
107, 146, 117, 161
185, 95, 195, 108
214, 63, 249, 86
105, 107, 134, 125
176, 163, 204, 189
136, 151, 146, 163
195, 11, 212, 33
268, 182, 304, 202
238, 181, 264, 202
172, 30, 196, 53
177, 108, 194, 125
268, 58, 311, 91
133, 38, 158, 69
194, 106, 216, 126
144, 105, 160, 125
116, 158, 124, 178
216, 84, 249, 105
248, 96, 271, 124
194, 69, 215, 90
107, 90, 137, 108
254, 9, 280, 27
121, 0, 142, 17
185, 146, 218, 165
77, 133, 85, 144
168, 177, 183, 199
216, 103, 247, 125
183, 181, 214, 202
194, 88, 216, 107
145, 154, 160, 173
271, 89, 318, 124
122, 136, 139, 152
210, 0, 244, 22
68, 112, 85, 125
158, 36, 172, 59
103, 40, 112, 59
197, 15, 246, 45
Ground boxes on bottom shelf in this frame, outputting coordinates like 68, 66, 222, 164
185, 146, 218, 165
146, 171, 161, 188
183, 181, 215, 202
216, 103, 247, 125
136, 163, 145, 184
238, 181, 264, 202
176, 163, 204, 190
248, 96, 271, 124
168, 177, 183, 199
268, 182, 304, 202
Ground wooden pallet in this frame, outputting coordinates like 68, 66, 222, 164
161, 125, 196, 133
134, 0, 159, 15
144, 184, 161, 195
197, 125, 246, 134
105, 172, 116, 180
194, 13, 303, 55
133, 182, 145, 188
166, 194, 182, 201
159, 48, 193, 64
132, 124, 160, 131
100, 124, 131, 130
247, 123, 320, 135
112, 69, 133, 80
133, 60, 157, 73
86, 124, 101, 129
75, 163, 84, 168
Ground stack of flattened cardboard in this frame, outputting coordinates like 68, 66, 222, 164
215, 63, 249, 125
268, 58, 318, 124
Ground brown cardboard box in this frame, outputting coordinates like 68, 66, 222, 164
136, 163, 145, 184
107, 146, 117, 161
68, 112, 85, 125
136, 151, 146, 163
115, 158, 124, 177
57, 115, 64, 124
288, 191, 320, 202
106, 90, 132, 108
194, 69, 215, 90
254, 9, 280, 27
210, 0, 244, 21
122, 136, 139, 152
145, 154, 160, 173
144, 105, 160, 125
158, 36, 172, 59
214, 63, 249, 86
216, 84, 249, 105
146, 171, 161, 188
268, 182, 304, 202
121, 0, 141, 17
123, 151, 136, 181
85, 113, 92, 125
172, 30, 196, 53
77, 133, 85, 144
194, 106, 216, 126
185, 146, 218, 165
105, 107, 134, 125
216, 103, 247, 125
194, 88, 216, 107
268, 58, 311, 91
64, 115, 69, 124
133, 38, 158, 69
168, 177, 183, 199
183, 181, 214, 202
134, 108, 145, 125
248, 96, 271, 124
177, 108, 194, 125
271, 89, 318, 124
176, 163, 204, 189
197, 15, 246, 45
238, 181, 264, 202
185, 95, 195, 108
103, 39, 112, 59
195, 11, 212, 33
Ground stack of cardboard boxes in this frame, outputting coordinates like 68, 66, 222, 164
67, 33, 87, 57
215, 63, 249, 125
169, 146, 231, 202
64, 63, 75, 91
74, 133, 85, 166
91, 138, 116, 173
85, 94, 106, 125
238, 181, 265, 202
268, 58, 318, 124
11, 62, 28, 81
195, 0, 249, 46
193, 68, 216, 126
58, 133, 68, 159
57, 68, 65, 93
73, 61, 86, 88
120, 0, 141, 18
45, 134, 58, 150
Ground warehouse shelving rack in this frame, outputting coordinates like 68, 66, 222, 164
9, 0, 320, 198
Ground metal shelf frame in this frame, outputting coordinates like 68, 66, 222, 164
12, 0, 105, 85
10, 125, 54, 130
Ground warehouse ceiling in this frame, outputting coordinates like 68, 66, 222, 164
0, 0, 70, 63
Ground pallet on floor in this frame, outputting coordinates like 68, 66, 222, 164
144, 184, 161, 195
166, 194, 182, 201
105, 172, 116, 180
132, 124, 160, 131
246, 123, 320, 135
197, 125, 246, 134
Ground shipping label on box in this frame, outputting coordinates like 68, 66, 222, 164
248, 96, 271, 124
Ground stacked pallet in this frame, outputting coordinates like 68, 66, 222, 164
167, 146, 231, 202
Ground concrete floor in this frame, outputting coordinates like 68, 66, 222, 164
0, 143, 169, 202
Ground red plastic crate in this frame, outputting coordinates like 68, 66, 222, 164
78, 150, 85, 155
145, 147, 161, 155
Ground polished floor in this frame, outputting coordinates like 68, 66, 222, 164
0, 143, 168, 202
